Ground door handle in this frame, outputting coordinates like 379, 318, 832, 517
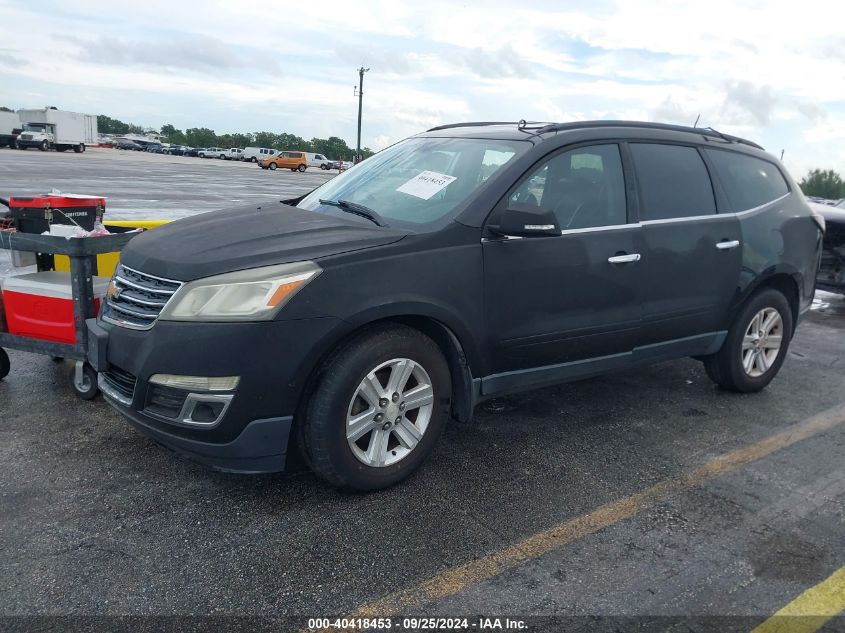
607, 253, 641, 264
716, 240, 740, 250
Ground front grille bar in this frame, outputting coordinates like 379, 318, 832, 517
102, 264, 182, 330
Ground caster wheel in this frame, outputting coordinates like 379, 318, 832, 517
0, 347, 9, 380
70, 362, 99, 400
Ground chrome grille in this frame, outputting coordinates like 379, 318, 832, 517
102, 264, 182, 329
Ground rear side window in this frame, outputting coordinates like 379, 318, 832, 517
705, 149, 789, 211
630, 143, 716, 220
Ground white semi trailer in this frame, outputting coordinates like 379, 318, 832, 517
0, 111, 22, 148
17, 107, 98, 152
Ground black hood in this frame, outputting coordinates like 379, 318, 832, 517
120, 203, 407, 281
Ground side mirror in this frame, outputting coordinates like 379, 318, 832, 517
489, 203, 560, 237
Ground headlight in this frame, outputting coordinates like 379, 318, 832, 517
159, 261, 321, 322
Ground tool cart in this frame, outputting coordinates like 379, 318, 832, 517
0, 194, 139, 399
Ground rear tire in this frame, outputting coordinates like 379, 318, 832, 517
300, 325, 451, 491
703, 288, 793, 393
297, 164, 306, 172
74, 144, 84, 153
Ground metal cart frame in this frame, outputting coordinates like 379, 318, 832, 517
0, 231, 137, 397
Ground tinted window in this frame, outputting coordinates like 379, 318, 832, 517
630, 144, 716, 220
706, 149, 789, 211
509, 144, 627, 230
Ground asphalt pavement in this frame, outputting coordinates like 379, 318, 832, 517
1, 147, 845, 632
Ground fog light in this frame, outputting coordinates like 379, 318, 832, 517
191, 401, 226, 423
148, 374, 240, 392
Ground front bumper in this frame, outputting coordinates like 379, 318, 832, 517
109, 395, 293, 473
88, 315, 346, 472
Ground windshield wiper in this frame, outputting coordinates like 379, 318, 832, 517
319, 199, 388, 227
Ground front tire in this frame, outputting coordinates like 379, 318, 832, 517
268, 163, 277, 170
703, 288, 793, 392
300, 325, 451, 491
39, 140, 49, 151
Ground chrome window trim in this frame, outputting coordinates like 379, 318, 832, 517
639, 192, 790, 226
559, 223, 634, 235
481, 192, 791, 241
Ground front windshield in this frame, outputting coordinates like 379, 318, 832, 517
297, 137, 528, 225
23, 123, 46, 132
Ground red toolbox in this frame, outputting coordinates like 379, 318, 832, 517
1, 272, 110, 344
9, 194, 105, 234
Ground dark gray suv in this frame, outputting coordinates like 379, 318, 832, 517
90, 121, 825, 490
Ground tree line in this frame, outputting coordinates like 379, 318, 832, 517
799, 169, 845, 200
97, 115, 374, 160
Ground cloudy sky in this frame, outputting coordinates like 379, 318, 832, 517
0, 0, 843, 178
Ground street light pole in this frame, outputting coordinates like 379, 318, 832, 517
355, 66, 369, 163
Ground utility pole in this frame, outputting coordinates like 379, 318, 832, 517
355, 66, 369, 163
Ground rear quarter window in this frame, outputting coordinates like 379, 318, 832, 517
630, 143, 716, 221
705, 149, 789, 211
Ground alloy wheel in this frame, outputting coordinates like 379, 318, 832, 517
741, 307, 783, 377
346, 358, 434, 467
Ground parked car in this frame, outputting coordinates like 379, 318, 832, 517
226, 148, 244, 161
198, 147, 225, 159
166, 145, 189, 156
243, 147, 278, 163
94, 120, 823, 491
115, 139, 143, 151
145, 143, 163, 153
811, 201, 845, 294
259, 150, 308, 171
184, 147, 204, 157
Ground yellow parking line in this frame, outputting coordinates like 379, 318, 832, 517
751, 566, 845, 633
344, 402, 845, 619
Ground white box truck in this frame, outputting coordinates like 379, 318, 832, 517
0, 111, 22, 148
17, 107, 98, 152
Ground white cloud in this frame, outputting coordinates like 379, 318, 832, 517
0, 0, 842, 175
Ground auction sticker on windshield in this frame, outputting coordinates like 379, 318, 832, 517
396, 171, 457, 200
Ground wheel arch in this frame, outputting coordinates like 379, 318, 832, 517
735, 269, 802, 334
292, 313, 480, 439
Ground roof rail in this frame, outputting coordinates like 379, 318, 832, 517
426, 121, 518, 132
534, 120, 764, 150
